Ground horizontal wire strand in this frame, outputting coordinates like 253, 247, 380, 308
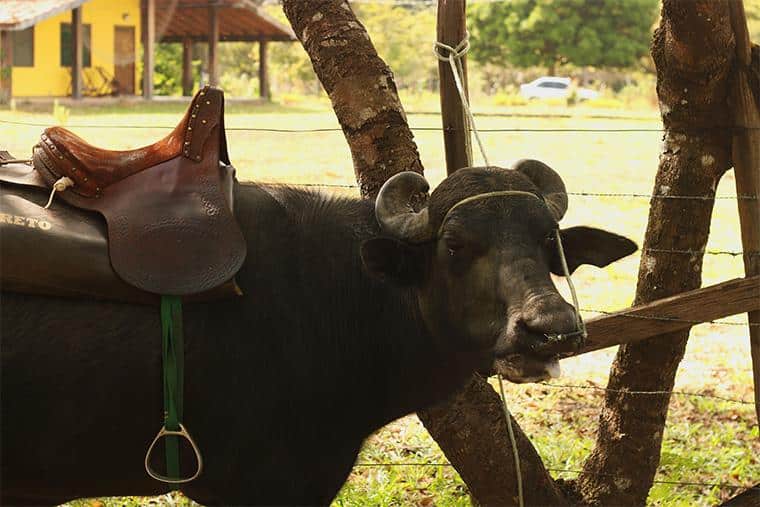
352, 463, 758, 491
294, 183, 758, 201
3, 117, 760, 133
536, 382, 754, 405
580, 308, 760, 327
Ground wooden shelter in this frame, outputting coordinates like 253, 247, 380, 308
143, 0, 295, 99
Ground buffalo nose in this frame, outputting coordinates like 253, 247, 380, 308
520, 295, 578, 337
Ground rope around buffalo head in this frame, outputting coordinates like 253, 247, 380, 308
434, 33, 589, 507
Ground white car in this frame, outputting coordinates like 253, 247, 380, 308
519, 77, 600, 101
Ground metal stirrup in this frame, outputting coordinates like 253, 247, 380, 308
144, 423, 203, 484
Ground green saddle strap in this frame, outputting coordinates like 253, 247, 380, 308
161, 295, 184, 480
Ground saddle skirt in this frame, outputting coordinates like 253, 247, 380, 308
0, 86, 247, 303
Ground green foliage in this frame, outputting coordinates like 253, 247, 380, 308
352, 4, 437, 90
257, 3, 439, 96
154, 43, 183, 96
469, 0, 660, 73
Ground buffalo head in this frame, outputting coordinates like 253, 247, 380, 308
361, 161, 637, 383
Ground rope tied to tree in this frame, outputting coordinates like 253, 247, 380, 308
434, 33, 490, 167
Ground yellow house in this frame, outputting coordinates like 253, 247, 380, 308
1, 0, 294, 102
0, 0, 141, 99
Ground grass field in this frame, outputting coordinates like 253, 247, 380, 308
2, 97, 757, 506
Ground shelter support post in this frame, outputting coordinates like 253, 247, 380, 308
142, 0, 155, 99
728, 0, 760, 429
208, 5, 220, 87
182, 38, 193, 96
71, 7, 83, 100
0, 30, 12, 104
259, 41, 270, 100
436, 0, 471, 172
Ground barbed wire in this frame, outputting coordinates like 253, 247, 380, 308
352, 462, 758, 491
3, 117, 760, 134
537, 382, 754, 405
644, 247, 758, 257
297, 183, 759, 201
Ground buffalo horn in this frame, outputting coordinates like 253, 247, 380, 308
512, 159, 568, 221
375, 172, 434, 243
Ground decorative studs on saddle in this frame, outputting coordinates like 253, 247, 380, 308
30, 86, 246, 296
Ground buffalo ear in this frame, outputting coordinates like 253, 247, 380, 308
361, 238, 423, 286
550, 226, 638, 275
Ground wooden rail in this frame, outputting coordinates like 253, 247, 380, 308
571, 276, 760, 356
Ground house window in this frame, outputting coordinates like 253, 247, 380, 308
60, 23, 91, 67
11, 27, 34, 67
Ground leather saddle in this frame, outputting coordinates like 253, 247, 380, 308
1, 86, 247, 301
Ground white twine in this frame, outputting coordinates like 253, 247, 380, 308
555, 230, 587, 339
44, 176, 75, 209
433, 32, 523, 501
434, 35, 588, 507
434, 33, 490, 167
498, 374, 524, 507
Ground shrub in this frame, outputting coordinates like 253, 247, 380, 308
492, 92, 528, 106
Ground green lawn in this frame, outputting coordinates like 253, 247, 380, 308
3, 97, 756, 506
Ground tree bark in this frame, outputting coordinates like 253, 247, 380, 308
282, 0, 423, 199
282, 2, 568, 505
576, 1, 736, 504
420, 377, 570, 506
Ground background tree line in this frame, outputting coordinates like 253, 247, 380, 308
152, 0, 760, 101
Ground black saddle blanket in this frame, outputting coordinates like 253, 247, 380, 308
0, 159, 239, 304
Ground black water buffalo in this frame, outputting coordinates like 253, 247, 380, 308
1, 161, 636, 506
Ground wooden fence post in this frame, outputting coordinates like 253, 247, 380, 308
437, 0, 472, 173
728, 0, 760, 429
417, 2, 571, 505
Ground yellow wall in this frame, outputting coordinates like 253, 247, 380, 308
11, 0, 141, 97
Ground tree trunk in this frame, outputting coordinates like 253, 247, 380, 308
576, 1, 735, 504
282, 0, 423, 199
281, 2, 568, 505
420, 377, 571, 506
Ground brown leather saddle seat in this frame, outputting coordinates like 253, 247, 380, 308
28, 86, 247, 296
38, 87, 215, 198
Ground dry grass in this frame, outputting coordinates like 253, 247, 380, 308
3, 98, 756, 506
